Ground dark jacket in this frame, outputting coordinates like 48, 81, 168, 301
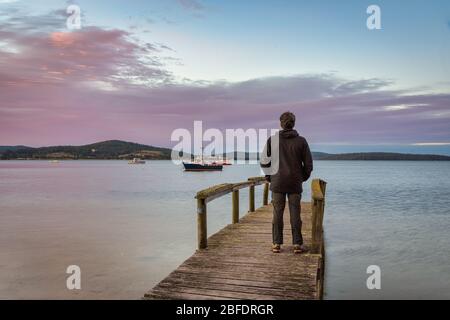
261, 129, 313, 193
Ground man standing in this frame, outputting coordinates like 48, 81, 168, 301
261, 112, 313, 254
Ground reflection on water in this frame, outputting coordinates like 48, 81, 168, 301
0, 160, 449, 299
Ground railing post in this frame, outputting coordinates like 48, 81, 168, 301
311, 199, 324, 253
263, 182, 269, 206
232, 189, 239, 224
197, 198, 207, 249
249, 184, 255, 212
320, 180, 327, 196
311, 179, 326, 254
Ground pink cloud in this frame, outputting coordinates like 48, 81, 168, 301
0, 9, 449, 148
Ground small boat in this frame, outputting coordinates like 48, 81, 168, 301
183, 161, 223, 171
128, 158, 146, 164
49, 160, 59, 163
183, 148, 223, 171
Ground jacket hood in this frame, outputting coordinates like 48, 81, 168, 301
280, 129, 299, 139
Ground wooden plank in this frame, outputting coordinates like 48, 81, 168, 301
156, 278, 315, 298
169, 270, 318, 288
150, 285, 299, 300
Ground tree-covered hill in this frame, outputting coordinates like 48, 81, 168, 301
1, 141, 449, 161
312, 152, 450, 161
0, 140, 172, 160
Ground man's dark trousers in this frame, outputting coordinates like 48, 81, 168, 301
272, 192, 303, 245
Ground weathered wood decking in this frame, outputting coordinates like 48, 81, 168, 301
144, 191, 326, 300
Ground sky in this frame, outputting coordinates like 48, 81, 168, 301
0, 0, 450, 154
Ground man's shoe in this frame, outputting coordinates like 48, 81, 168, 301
293, 244, 306, 254
272, 244, 281, 253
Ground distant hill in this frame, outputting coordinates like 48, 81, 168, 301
1, 141, 449, 161
225, 151, 450, 161
0, 146, 32, 153
312, 152, 331, 160
226, 151, 340, 161
313, 152, 450, 161
0, 140, 173, 160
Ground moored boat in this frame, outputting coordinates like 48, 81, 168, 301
128, 158, 146, 164
183, 162, 223, 171
183, 147, 224, 171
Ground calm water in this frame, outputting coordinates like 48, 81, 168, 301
0, 160, 449, 299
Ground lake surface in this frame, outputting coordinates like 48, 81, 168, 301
0, 160, 449, 299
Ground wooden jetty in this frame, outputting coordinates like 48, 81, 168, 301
144, 177, 327, 300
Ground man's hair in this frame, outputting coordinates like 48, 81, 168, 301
280, 111, 295, 129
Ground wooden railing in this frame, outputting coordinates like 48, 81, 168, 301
195, 177, 327, 251
195, 177, 269, 250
